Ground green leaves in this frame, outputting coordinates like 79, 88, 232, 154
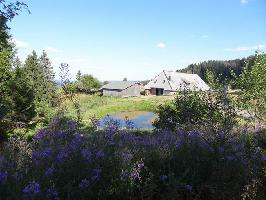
23, 51, 58, 123
236, 53, 266, 125
74, 73, 101, 93
154, 90, 238, 135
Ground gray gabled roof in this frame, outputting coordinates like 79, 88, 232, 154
101, 81, 140, 90
145, 71, 209, 91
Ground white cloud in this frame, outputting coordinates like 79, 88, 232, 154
225, 44, 266, 52
156, 42, 166, 48
240, 0, 248, 4
45, 46, 60, 53
11, 38, 30, 49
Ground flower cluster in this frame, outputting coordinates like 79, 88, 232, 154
0, 119, 265, 199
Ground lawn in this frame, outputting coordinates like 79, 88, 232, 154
64, 94, 172, 125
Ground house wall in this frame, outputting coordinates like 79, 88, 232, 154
103, 89, 123, 96
150, 88, 157, 95
163, 90, 173, 95
103, 84, 141, 97
145, 88, 176, 96
121, 84, 141, 96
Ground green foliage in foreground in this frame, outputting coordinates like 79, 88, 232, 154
0, 118, 265, 200
154, 90, 238, 134
236, 53, 266, 126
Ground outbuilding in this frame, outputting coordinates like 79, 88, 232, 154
101, 81, 142, 97
145, 70, 209, 96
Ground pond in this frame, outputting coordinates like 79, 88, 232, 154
99, 111, 158, 129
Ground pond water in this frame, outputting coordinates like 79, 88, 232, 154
99, 111, 158, 129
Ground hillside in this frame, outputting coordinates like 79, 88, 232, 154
177, 55, 258, 84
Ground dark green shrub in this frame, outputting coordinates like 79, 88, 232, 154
153, 90, 238, 135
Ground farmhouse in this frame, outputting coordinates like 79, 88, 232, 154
145, 70, 209, 96
101, 81, 142, 97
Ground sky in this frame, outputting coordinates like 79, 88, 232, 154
9, 0, 266, 81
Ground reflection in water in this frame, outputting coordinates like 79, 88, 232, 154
99, 111, 157, 129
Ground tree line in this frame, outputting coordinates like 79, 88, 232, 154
0, 1, 104, 137
177, 55, 258, 86
0, 1, 58, 136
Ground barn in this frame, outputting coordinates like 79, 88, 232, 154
145, 70, 209, 96
101, 81, 142, 97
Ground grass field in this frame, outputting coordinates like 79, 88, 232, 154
64, 94, 172, 124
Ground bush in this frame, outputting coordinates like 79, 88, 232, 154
0, 119, 265, 199
153, 90, 238, 136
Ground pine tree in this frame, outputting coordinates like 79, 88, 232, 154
39, 50, 57, 106
0, 47, 13, 120
76, 70, 81, 81
9, 64, 36, 122
22, 51, 58, 123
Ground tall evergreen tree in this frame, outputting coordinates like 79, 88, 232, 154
76, 70, 81, 81
39, 50, 57, 106
0, 16, 10, 50
24, 51, 43, 93
0, 47, 13, 120
9, 63, 36, 122
23, 51, 58, 122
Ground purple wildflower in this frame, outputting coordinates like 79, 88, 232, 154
96, 150, 105, 159
23, 181, 41, 195
91, 168, 102, 182
121, 152, 133, 163
54, 131, 68, 141
218, 146, 225, 153
137, 162, 144, 169
41, 148, 52, 159
69, 134, 83, 151
185, 184, 193, 192
44, 166, 55, 177
56, 149, 69, 164
67, 120, 78, 130
32, 149, 40, 165
81, 148, 92, 163
0, 171, 8, 185
33, 128, 48, 142
79, 178, 91, 189
160, 175, 168, 181
189, 130, 200, 140
226, 155, 236, 161
46, 187, 59, 199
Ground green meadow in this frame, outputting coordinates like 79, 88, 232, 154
64, 94, 172, 124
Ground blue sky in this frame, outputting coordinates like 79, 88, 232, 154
9, 0, 266, 81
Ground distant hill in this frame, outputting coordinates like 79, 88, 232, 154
177, 55, 258, 84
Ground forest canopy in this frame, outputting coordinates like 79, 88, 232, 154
177, 55, 259, 86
